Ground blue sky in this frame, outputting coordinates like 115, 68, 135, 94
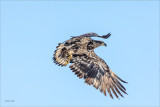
1, 1, 159, 107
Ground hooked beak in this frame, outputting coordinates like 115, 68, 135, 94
102, 43, 107, 46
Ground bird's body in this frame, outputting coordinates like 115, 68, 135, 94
53, 33, 127, 99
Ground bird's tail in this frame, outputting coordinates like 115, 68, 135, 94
53, 43, 70, 66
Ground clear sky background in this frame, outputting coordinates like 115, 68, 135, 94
1, 1, 159, 107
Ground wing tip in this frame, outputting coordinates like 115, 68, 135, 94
101, 33, 111, 39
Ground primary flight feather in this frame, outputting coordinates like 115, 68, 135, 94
53, 33, 127, 99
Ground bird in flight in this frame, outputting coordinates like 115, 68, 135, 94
53, 33, 127, 99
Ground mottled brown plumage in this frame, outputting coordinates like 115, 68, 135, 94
53, 33, 127, 99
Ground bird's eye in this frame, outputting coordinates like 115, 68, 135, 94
88, 41, 93, 45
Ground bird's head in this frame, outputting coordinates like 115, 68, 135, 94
87, 40, 107, 50
93, 40, 107, 47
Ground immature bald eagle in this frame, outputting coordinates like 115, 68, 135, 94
53, 33, 127, 99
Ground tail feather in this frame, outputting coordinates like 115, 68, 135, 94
53, 43, 69, 66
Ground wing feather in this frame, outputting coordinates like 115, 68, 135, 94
111, 85, 119, 99
113, 83, 124, 98
69, 51, 127, 99
71, 32, 111, 39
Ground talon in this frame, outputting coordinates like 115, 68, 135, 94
68, 55, 72, 60
65, 59, 70, 66
64, 50, 73, 66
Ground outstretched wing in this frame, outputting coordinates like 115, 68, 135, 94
71, 32, 111, 39
69, 52, 127, 99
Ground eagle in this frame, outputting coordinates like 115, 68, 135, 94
53, 33, 127, 99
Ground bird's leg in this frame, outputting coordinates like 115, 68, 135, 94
64, 50, 73, 66
65, 60, 70, 66
68, 53, 72, 60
